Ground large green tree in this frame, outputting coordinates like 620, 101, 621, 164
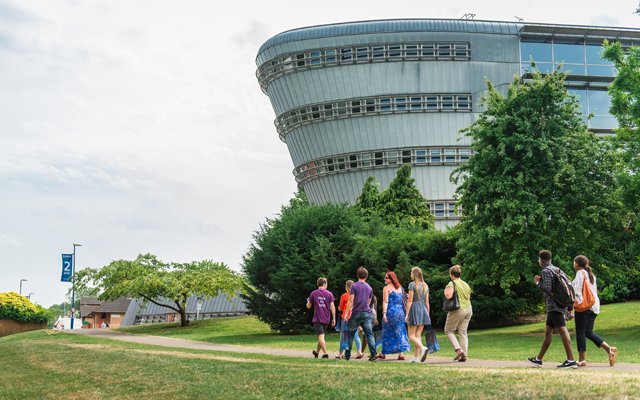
452, 70, 620, 296
75, 254, 245, 326
603, 41, 640, 256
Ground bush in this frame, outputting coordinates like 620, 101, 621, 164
0, 292, 48, 324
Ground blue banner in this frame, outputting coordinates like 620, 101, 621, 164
61, 254, 73, 282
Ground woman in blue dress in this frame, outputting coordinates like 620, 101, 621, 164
379, 270, 410, 360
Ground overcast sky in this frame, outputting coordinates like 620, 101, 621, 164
1, 0, 638, 308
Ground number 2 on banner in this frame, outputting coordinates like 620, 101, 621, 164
63, 261, 71, 272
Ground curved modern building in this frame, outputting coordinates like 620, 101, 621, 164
256, 19, 640, 228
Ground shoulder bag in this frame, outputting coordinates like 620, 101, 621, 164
442, 280, 460, 312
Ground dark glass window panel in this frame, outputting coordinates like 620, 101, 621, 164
388, 45, 402, 57
356, 47, 369, 60
410, 97, 422, 110
553, 43, 584, 64
380, 98, 391, 111
587, 65, 615, 76
405, 44, 419, 57
366, 99, 376, 112
422, 44, 435, 57
309, 51, 321, 65
586, 45, 612, 65
556, 63, 586, 75
426, 96, 438, 109
372, 46, 385, 59
395, 97, 407, 110
340, 48, 352, 61
521, 41, 552, 62
442, 96, 454, 109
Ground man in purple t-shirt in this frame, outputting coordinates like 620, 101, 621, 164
344, 267, 378, 361
306, 277, 336, 359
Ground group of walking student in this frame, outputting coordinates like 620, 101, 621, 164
306, 265, 472, 363
306, 250, 618, 368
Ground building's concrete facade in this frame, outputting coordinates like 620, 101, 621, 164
256, 19, 640, 228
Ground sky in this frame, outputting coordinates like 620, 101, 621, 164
1, 0, 638, 308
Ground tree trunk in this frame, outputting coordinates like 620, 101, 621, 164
178, 297, 189, 327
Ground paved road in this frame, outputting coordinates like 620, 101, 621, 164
70, 329, 638, 371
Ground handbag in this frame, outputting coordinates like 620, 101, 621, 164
424, 325, 440, 354
573, 270, 596, 312
442, 280, 460, 312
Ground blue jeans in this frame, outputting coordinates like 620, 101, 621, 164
345, 311, 377, 359
339, 320, 361, 352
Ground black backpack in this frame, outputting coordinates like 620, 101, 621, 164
550, 267, 576, 307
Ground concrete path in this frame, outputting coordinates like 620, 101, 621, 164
70, 329, 639, 371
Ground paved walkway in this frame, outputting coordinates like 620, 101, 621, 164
70, 329, 639, 371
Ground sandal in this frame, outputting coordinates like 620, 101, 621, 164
609, 347, 618, 366
335, 354, 344, 359
376, 354, 386, 359
453, 349, 463, 361
397, 355, 405, 361
355, 353, 364, 359
577, 360, 587, 367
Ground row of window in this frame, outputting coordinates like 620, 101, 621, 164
257, 42, 471, 91
428, 200, 462, 219
520, 40, 616, 77
276, 94, 472, 138
294, 147, 473, 184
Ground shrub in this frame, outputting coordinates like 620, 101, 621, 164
0, 292, 48, 324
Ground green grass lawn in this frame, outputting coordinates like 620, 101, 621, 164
1, 329, 638, 399
118, 301, 640, 364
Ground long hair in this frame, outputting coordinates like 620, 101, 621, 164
411, 266, 428, 297
574, 255, 595, 284
386, 270, 401, 290
345, 280, 354, 292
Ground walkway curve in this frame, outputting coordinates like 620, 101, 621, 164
69, 329, 639, 371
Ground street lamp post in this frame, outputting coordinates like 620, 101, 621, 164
19, 279, 27, 295
28, 293, 35, 300
71, 243, 82, 329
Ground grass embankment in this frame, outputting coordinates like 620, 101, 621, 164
119, 302, 640, 364
1, 329, 639, 400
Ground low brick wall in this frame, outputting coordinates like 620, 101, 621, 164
0, 319, 46, 337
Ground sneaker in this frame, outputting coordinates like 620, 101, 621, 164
312, 350, 319, 359
409, 357, 419, 363
453, 349, 463, 361
420, 346, 429, 363
458, 354, 467, 362
321, 354, 329, 359
609, 347, 618, 367
368, 356, 378, 362
527, 357, 543, 367
557, 360, 578, 369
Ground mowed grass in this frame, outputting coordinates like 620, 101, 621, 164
1, 329, 639, 400
118, 302, 640, 364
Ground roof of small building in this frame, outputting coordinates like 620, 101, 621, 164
80, 297, 132, 317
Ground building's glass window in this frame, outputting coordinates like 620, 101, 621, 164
554, 43, 584, 64
521, 41, 552, 62
276, 93, 473, 137
258, 42, 471, 91
294, 146, 475, 184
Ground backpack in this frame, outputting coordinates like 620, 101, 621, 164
550, 267, 576, 307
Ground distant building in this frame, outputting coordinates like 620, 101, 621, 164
80, 297, 131, 328
119, 293, 249, 327
256, 19, 640, 228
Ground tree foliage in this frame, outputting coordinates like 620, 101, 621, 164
0, 292, 48, 324
355, 165, 434, 229
76, 254, 246, 326
451, 70, 621, 303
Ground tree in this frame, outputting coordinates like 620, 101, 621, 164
603, 41, 640, 255
378, 165, 435, 229
0, 292, 48, 324
355, 165, 435, 229
355, 176, 380, 218
451, 70, 620, 299
75, 254, 246, 326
